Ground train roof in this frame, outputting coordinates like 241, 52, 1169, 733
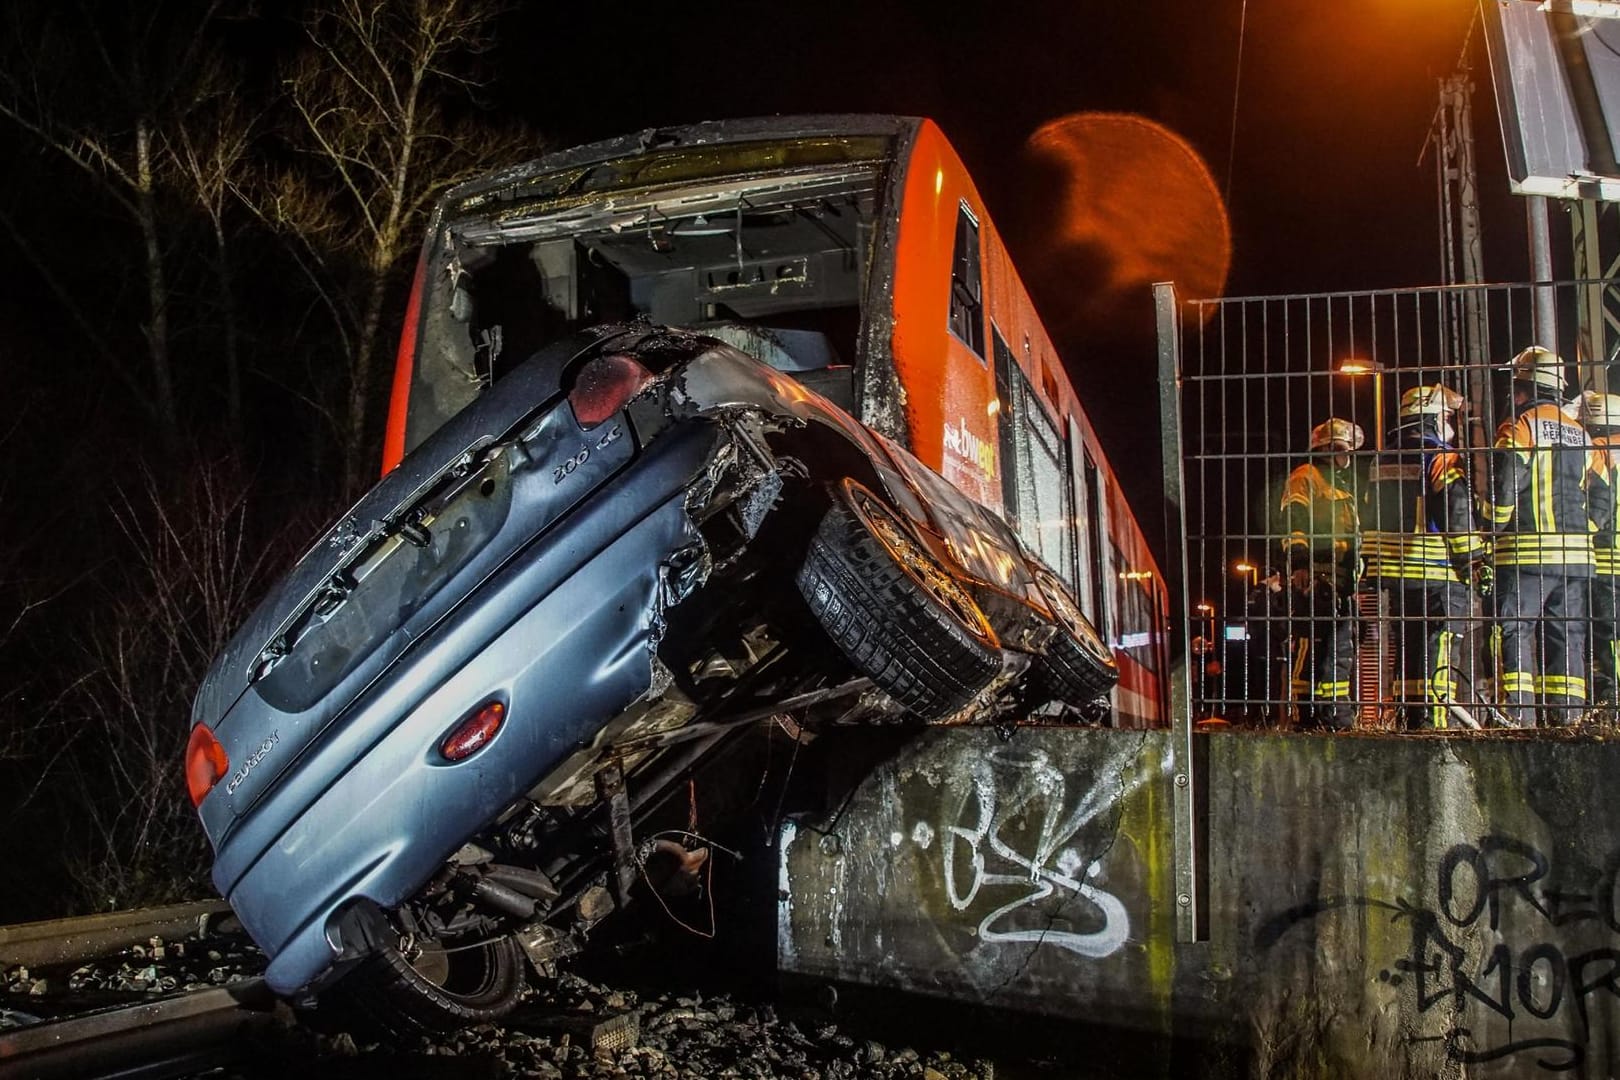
441, 114, 921, 211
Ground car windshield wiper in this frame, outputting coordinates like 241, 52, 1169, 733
251, 450, 498, 681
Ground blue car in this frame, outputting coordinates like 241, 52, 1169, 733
186, 119, 1119, 1036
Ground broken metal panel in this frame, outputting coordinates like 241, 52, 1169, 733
398, 118, 917, 461
853, 119, 920, 448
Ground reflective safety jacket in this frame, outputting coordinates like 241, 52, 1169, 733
1593, 433, 1620, 576
1362, 418, 1483, 582
1280, 460, 1360, 590
1485, 400, 1611, 567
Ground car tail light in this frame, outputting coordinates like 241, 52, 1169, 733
568, 353, 653, 428
440, 700, 506, 762
186, 724, 230, 808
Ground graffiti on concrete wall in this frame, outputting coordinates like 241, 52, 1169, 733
1260, 834, 1620, 1072
907, 741, 1151, 961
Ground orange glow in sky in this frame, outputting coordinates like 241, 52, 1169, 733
1023, 113, 1231, 332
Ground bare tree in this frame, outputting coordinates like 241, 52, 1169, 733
0, 3, 227, 455
168, 57, 257, 441
51, 462, 310, 909
271, 0, 531, 493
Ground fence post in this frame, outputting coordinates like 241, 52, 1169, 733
1155, 280, 1204, 943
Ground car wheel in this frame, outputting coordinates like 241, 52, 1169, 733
796, 479, 1001, 720
345, 932, 526, 1036
1030, 567, 1119, 709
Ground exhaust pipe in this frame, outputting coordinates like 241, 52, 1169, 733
468, 877, 537, 920
466, 863, 562, 919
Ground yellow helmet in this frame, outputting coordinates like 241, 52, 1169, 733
1509, 346, 1568, 396
1398, 384, 1465, 418
1309, 417, 1365, 452
1578, 390, 1620, 428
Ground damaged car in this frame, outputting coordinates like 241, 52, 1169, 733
185, 116, 1123, 1035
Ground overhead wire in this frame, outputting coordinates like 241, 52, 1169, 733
1224, 0, 1249, 206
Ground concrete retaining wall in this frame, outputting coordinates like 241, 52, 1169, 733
777, 728, 1620, 1077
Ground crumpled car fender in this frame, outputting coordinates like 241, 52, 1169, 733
666, 344, 1034, 602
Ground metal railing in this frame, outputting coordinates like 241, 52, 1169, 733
1160, 278, 1620, 733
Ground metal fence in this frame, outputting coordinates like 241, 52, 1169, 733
1160, 279, 1620, 732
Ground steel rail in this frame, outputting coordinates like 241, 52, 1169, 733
0, 901, 233, 971
0, 977, 286, 1080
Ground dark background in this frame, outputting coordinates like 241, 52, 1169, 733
0, 0, 1534, 919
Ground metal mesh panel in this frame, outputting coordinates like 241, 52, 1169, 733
1171, 281, 1619, 732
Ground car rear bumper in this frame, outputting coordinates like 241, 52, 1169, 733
212, 424, 723, 996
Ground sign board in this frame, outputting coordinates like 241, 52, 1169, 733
1485, 0, 1620, 199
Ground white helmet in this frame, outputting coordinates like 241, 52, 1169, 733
1509, 346, 1568, 396
1399, 384, 1464, 418
1578, 390, 1620, 429
1309, 417, 1365, 452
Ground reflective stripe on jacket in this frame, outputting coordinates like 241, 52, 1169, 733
1594, 432, 1620, 576
1280, 460, 1360, 587
1362, 419, 1482, 582
1485, 401, 1608, 568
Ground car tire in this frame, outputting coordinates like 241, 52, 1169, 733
345, 932, 526, 1036
796, 480, 1001, 720
1030, 568, 1119, 709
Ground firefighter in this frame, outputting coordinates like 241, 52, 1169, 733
1484, 347, 1613, 726
1576, 391, 1620, 708
1279, 418, 1363, 730
1361, 385, 1490, 729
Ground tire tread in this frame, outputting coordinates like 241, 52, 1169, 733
796, 494, 999, 720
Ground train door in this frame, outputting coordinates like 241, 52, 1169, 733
1073, 435, 1111, 638
990, 323, 1073, 583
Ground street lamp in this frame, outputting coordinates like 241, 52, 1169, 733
1337, 358, 1385, 450
1233, 561, 1259, 587
1194, 601, 1217, 642
1192, 601, 1220, 716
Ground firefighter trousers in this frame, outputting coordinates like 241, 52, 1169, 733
1374, 579, 1467, 729
1286, 588, 1355, 730
1494, 565, 1590, 727
1593, 573, 1620, 706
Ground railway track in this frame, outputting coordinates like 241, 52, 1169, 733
0, 901, 286, 1080
0, 902, 1010, 1080
0, 901, 232, 972
0, 977, 287, 1079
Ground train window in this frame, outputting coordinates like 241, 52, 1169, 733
1111, 541, 1159, 672
1040, 363, 1060, 408
992, 324, 1072, 581
947, 203, 984, 357
993, 329, 1020, 522
1082, 447, 1109, 635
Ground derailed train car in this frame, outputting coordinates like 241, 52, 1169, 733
185, 115, 1167, 1034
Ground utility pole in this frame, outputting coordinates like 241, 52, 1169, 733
1433, 71, 1491, 448
1571, 199, 1620, 393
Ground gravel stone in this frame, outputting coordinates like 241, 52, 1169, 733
2, 925, 1009, 1080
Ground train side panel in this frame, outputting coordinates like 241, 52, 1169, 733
889, 120, 1167, 726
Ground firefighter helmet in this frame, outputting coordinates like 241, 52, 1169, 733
1309, 417, 1365, 451
1578, 390, 1620, 429
1398, 384, 1465, 418
1509, 346, 1568, 396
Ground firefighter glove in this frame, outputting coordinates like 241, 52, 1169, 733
1469, 561, 1494, 600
